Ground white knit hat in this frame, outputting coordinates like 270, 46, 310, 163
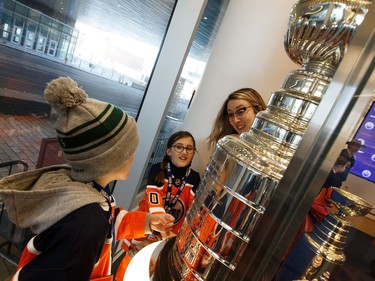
44, 76, 139, 181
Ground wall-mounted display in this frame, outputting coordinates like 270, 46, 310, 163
351, 101, 375, 183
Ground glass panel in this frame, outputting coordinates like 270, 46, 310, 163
2, 22, 11, 39
0, 0, 175, 179
40, 14, 53, 26
139, 0, 230, 193
27, 9, 40, 22
25, 28, 35, 48
14, 1, 28, 17
3, 0, 15, 11
11, 25, 22, 44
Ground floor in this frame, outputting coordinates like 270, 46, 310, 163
330, 227, 375, 281
0, 113, 56, 177
0, 254, 17, 281
0, 218, 24, 281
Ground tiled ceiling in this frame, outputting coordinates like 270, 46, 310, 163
19, 0, 225, 59
75, 0, 174, 46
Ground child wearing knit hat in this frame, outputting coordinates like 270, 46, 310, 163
0, 77, 174, 281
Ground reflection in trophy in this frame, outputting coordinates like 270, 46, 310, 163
278, 188, 374, 280
153, 0, 372, 280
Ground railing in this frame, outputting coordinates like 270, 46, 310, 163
0, 160, 28, 179
0, 160, 30, 265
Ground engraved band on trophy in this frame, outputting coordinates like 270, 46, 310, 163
153, 1, 372, 280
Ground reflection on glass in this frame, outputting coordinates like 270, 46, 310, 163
0, 0, 174, 174
141, 0, 229, 192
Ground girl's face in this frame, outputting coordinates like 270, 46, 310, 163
167, 136, 195, 168
227, 99, 256, 134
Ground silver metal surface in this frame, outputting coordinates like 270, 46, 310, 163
234, 2, 374, 280
331, 187, 374, 217
278, 188, 373, 280
163, 0, 374, 280
285, 1, 370, 70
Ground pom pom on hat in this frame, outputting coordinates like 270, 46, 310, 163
44, 76, 139, 181
44, 77, 88, 113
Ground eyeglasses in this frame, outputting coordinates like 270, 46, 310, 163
227, 106, 253, 120
172, 144, 195, 154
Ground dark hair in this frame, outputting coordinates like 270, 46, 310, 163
155, 131, 196, 183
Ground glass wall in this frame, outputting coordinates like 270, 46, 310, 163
0, 0, 229, 191
138, 0, 229, 195
0, 0, 176, 178
0, 0, 229, 271
0, 0, 78, 62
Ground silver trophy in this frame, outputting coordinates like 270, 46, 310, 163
153, 0, 372, 280
278, 187, 373, 280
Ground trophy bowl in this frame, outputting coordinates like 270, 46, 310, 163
285, 0, 371, 70
331, 187, 374, 217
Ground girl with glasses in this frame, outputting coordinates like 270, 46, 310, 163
207, 88, 266, 150
115, 131, 201, 280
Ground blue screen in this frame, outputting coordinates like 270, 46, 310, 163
350, 102, 375, 183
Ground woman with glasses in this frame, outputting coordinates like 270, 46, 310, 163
199, 88, 266, 259
207, 87, 266, 150
115, 131, 201, 280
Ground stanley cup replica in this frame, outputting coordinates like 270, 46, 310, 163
278, 188, 373, 280
153, 1, 372, 280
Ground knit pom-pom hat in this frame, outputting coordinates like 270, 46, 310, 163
44, 76, 139, 181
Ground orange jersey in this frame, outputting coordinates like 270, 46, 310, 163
139, 163, 200, 234
116, 163, 200, 281
13, 204, 148, 281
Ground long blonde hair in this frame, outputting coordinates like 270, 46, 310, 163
206, 88, 266, 149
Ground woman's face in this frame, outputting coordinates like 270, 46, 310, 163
227, 99, 256, 134
167, 136, 195, 168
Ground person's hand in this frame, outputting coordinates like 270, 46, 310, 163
149, 213, 175, 236
161, 230, 177, 240
324, 196, 332, 205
